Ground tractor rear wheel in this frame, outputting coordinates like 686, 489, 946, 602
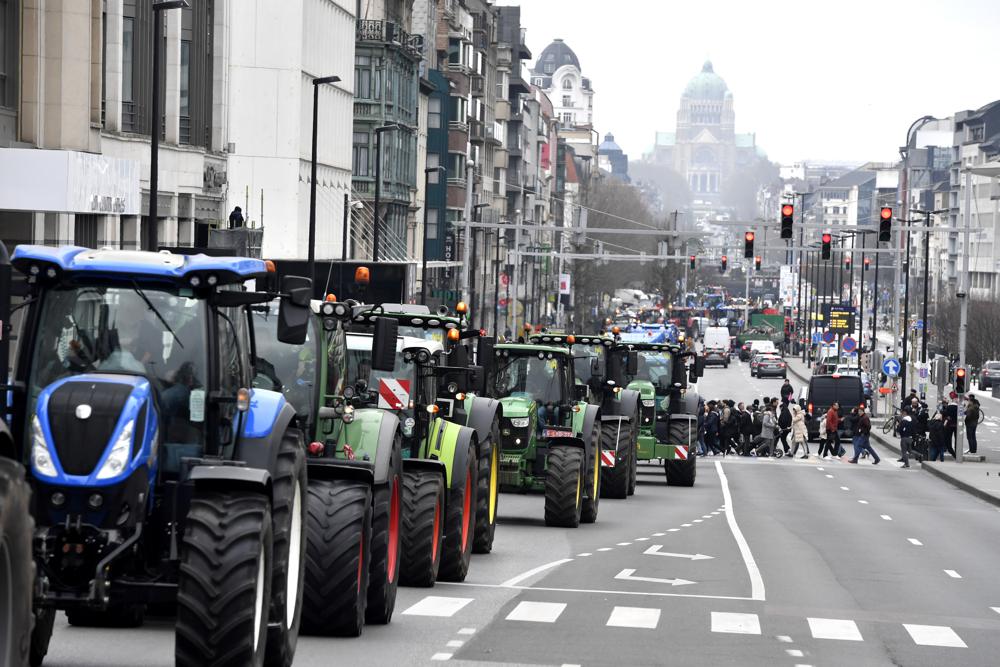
472, 417, 500, 554
176, 492, 273, 667
300, 479, 372, 637
366, 438, 403, 624
664, 420, 697, 487
581, 426, 602, 523
627, 418, 638, 496
599, 421, 628, 499
400, 470, 445, 587
544, 446, 584, 528
439, 439, 478, 582
0, 459, 34, 667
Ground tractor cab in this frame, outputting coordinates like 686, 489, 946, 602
492, 344, 579, 442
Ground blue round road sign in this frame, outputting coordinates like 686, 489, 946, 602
822, 330, 835, 344
842, 336, 857, 353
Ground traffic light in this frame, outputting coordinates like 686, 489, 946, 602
780, 204, 794, 239
689, 255, 696, 270
864, 257, 871, 271
844, 255, 852, 270
744, 231, 755, 258
879, 207, 892, 242
955, 367, 967, 393
754, 256, 762, 271
821, 233, 832, 260
720, 255, 728, 273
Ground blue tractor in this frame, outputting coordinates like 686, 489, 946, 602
1, 245, 314, 666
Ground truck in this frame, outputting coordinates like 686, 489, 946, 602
1, 245, 314, 666
529, 332, 641, 499
623, 341, 704, 486
489, 342, 602, 527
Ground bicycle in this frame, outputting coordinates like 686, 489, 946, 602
882, 409, 902, 435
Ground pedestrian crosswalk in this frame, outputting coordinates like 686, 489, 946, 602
400, 595, 976, 649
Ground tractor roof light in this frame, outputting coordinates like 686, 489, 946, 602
325, 293, 337, 302
455, 301, 468, 314
355, 266, 370, 285
264, 260, 276, 273
447, 328, 460, 342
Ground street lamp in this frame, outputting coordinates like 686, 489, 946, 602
912, 207, 947, 366
471, 201, 490, 325
420, 165, 446, 304
372, 123, 401, 262
309, 75, 342, 286
146, 0, 189, 251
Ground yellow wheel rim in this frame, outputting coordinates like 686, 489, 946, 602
592, 447, 600, 498
575, 469, 582, 507
488, 445, 499, 523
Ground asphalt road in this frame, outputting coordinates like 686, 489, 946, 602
40, 359, 1000, 666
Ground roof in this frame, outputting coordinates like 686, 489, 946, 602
532, 39, 581, 74
11, 246, 266, 284
682, 61, 729, 101
598, 133, 623, 154
819, 168, 875, 189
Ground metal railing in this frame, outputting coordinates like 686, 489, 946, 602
179, 115, 191, 145
356, 19, 423, 58
348, 188, 412, 262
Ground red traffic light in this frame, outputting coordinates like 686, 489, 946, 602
822, 233, 832, 243
956, 368, 967, 378
745, 231, 755, 242
880, 207, 893, 220
721, 255, 727, 261
781, 204, 794, 217
864, 257, 871, 266
689, 254, 696, 261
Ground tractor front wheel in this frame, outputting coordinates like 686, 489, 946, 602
581, 426, 602, 523
439, 440, 478, 582
544, 446, 584, 528
664, 420, 697, 487
599, 421, 628, 499
472, 418, 501, 554
400, 470, 445, 587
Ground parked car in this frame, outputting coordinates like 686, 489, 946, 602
752, 353, 787, 379
803, 374, 866, 440
703, 326, 731, 367
980, 361, 1000, 389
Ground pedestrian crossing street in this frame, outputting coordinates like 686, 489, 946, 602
402, 596, 976, 649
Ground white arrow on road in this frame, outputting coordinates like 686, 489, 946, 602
643, 544, 714, 560
615, 569, 696, 587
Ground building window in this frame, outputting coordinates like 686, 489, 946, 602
353, 132, 370, 176
562, 78, 572, 90
428, 96, 441, 129
426, 208, 438, 239
0, 0, 17, 111
543, 62, 554, 74
427, 153, 441, 184
122, 13, 135, 116
447, 153, 467, 180
180, 2, 214, 148
450, 96, 467, 123
179, 39, 190, 143
562, 95, 571, 106
560, 112, 573, 125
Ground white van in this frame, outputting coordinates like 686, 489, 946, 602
702, 327, 731, 367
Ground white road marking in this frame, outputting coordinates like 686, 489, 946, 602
402, 596, 474, 617
668, 528, 680, 532
711, 511, 720, 515
808, 617, 863, 641
825, 474, 834, 478
577, 553, 592, 557
617, 542, 632, 546
437, 579, 761, 601
457, 627, 476, 635
716, 461, 766, 601
945, 569, 962, 579
501, 559, 574, 587
840, 486, 850, 491
606, 606, 661, 629
446, 640, 464, 648
682, 523, 693, 527
880, 514, 892, 521
597, 547, 613, 551
702, 514, 713, 518
908, 538, 923, 546
903, 624, 967, 648
635, 537, 650, 541
816, 467, 825, 471
858, 500, 869, 504
786, 649, 804, 657
643, 544, 714, 560
614, 568, 696, 586
711, 611, 761, 635
653, 532, 666, 536
776, 635, 793, 643
506, 601, 566, 623
431, 653, 453, 661
693, 519, 704, 523
991, 607, 1000, 615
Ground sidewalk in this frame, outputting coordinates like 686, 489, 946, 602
783, 354, 1000, 508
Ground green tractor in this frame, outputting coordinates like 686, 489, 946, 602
489, 343, 602, 527
528, 332, 641, 499
624, 341, 704, 487
251, 298, 409, 636
347, 303, 503, 556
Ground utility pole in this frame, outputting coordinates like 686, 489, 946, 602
510, 209, 522, 336
460, 158, 476, 305
956, 171, 972, 464
901, 217, 912, 400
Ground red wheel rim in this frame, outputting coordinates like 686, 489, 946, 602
431, 496, 441, 562
356, 540, 364, 593
460, 462, 473, 551
387, 475, 400, 583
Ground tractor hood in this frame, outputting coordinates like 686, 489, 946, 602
498, 395, 535, 419
627, 380, 656, 400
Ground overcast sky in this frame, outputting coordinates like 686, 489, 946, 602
499, 0, 1000, 166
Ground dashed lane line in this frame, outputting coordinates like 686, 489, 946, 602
457, 627, 476, 635
786, 649, 805, 657
945, 570, 962, 579
500, 559, 574, 588
402, 596, 474, 617
807, 617, 864, 641
880, 514, 893, 521
858, 500, 869, 504
903, 624, 968, 648
908, 538, 923, 546
430, 653, 453, 661
840, 486, 850, 491
506, 601, 566, 623
446, 640, 464, 648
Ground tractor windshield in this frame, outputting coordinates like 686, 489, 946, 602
344, 336, 418, 409
494, 353, 567, 402
634, 350, 673, 388
573, 345, 606, 385
251, 305, 318, 418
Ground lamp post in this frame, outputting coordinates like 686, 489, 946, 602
510, 209, 522, 335
471, 201, 490, 325
421, 166, 447, 304
460, 158, 476, 305
308, 75, 342, 286
147, 0, 189, 251
373, 123, 401, 262
911, 208, 947, 365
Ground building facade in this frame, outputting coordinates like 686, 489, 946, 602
528, 38, 592, 129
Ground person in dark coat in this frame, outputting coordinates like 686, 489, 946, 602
942, 398, 958, 458
777, 401, 792, 455
228, 206, 245, 229
965, 395, 980, 455
780, 379, 794, 405
704, 402, 721, 455
737, 401, 754, 455
928, 412, 947, 461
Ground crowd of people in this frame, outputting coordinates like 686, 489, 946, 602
895, 389, 982, 464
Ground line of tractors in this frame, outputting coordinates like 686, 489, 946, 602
0, 244, 703, 666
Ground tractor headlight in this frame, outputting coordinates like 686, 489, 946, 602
31, 415, 58, 478
509, 417, 529, 428
641, 399, 656, 408
95, 419, 135, 480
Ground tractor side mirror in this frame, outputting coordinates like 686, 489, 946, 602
689, 364, 698, 385
626, 351, 639, 377
371, 317, 398, 372
476, 336, 495, 372
695, 355, 706, 378
573, 384, 589, 401
277, 275, 311, 345
467, 365, 484, 394
590, 357, 602, 376
672, 358, 688, 390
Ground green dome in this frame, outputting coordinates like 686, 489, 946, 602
682, 61, 729, 100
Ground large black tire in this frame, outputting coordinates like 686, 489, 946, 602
664, 419, 697, 488
544, 446, 584, 528
366, 437, 403, 624
66, 605, 144, 628
0, 459, 34, 667
265, 430, 307, 667
627, 417, 638, 496
472, 418, 500, 554
399, 470, 445, 587
300, 479, 372, 637
176, 492, 273, 667
599, 421, 629, 499
438, 439, 478, 582
581, 425, 602, 523
29, 609, 54, 667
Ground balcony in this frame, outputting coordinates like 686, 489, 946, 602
356, 19, 423, 60
495, 99, 510, 121
471, 74, 485, 97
